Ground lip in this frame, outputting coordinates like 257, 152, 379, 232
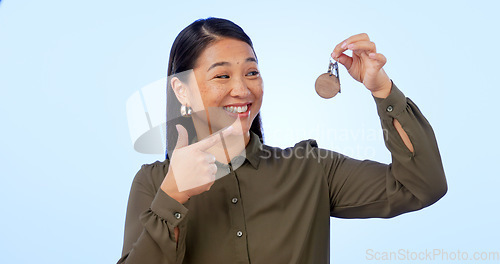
223, 103, 252, 118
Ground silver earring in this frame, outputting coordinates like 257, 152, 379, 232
180, 105, 192, 117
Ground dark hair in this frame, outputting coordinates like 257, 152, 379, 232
166, 17, 264, 159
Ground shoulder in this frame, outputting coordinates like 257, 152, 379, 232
262, 138, 318, 150
293, 138, 319, 149
132, 159, 170, 195
260, 138, 320, 161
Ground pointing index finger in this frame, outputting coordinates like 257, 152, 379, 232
190, 125, 236, 151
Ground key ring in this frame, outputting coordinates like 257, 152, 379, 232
328, 58, 339, 79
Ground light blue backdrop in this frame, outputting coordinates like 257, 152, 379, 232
1, 0, 499, 263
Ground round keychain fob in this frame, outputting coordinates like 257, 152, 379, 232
315, 58, 340, 99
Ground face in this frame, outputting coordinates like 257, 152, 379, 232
174, 38, 264, 135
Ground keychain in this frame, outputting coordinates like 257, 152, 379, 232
315, 58, 340, 99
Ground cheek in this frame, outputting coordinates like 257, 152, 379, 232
257, 87, 264, 98
250, 82, 264, 101
198, 85, 226, 106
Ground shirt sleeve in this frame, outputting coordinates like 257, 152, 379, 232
322, 81, 447, 218
117, 162, 189, 264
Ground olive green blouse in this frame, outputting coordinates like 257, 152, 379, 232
117, 82, 447, 264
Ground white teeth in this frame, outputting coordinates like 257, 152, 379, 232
223, 105, 248, 113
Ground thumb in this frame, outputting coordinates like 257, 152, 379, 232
335, 53, 353, 71
174, 124, 189, 149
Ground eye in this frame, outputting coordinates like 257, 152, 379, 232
246, 71, 260, 77
214, 74, 230, 79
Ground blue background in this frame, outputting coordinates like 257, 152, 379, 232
1, 0, 499, 263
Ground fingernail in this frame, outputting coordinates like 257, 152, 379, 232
369, 53, 376, 58
341, 42, 347, 49
347, 44, 355, 50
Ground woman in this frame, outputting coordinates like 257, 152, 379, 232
118, 17, 447, 264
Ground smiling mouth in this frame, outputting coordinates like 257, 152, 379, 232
222, 103, 251, 114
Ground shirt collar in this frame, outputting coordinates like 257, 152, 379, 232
245, 131, 263, 169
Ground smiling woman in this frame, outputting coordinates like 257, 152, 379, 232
117, 17, 447, 264
164, 18, 264, 159
171, 37, 263, 148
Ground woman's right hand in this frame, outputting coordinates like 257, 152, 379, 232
161, 124, 235, 204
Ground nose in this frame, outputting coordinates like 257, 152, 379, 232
230, 77, 251, 98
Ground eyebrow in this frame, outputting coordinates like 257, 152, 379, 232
207, 57, 257, 72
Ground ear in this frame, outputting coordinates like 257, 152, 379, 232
171, 77, 189, 106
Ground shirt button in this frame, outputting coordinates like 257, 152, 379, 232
231, 197, 238, 204
386, 105, 394, 112
174, 212, 182, 219
236, 231, 243, 237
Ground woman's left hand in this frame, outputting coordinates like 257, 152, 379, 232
331, 33, 392, 98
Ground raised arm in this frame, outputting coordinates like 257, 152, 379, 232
325, 82, 447, 218
118, 124, 238, 263
324, 33, 447, 218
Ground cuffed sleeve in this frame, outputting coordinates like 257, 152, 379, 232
374, 80, 407, 119
326, 81, 447, 218
150, 188, 189, 227
117, 162, 188, 264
